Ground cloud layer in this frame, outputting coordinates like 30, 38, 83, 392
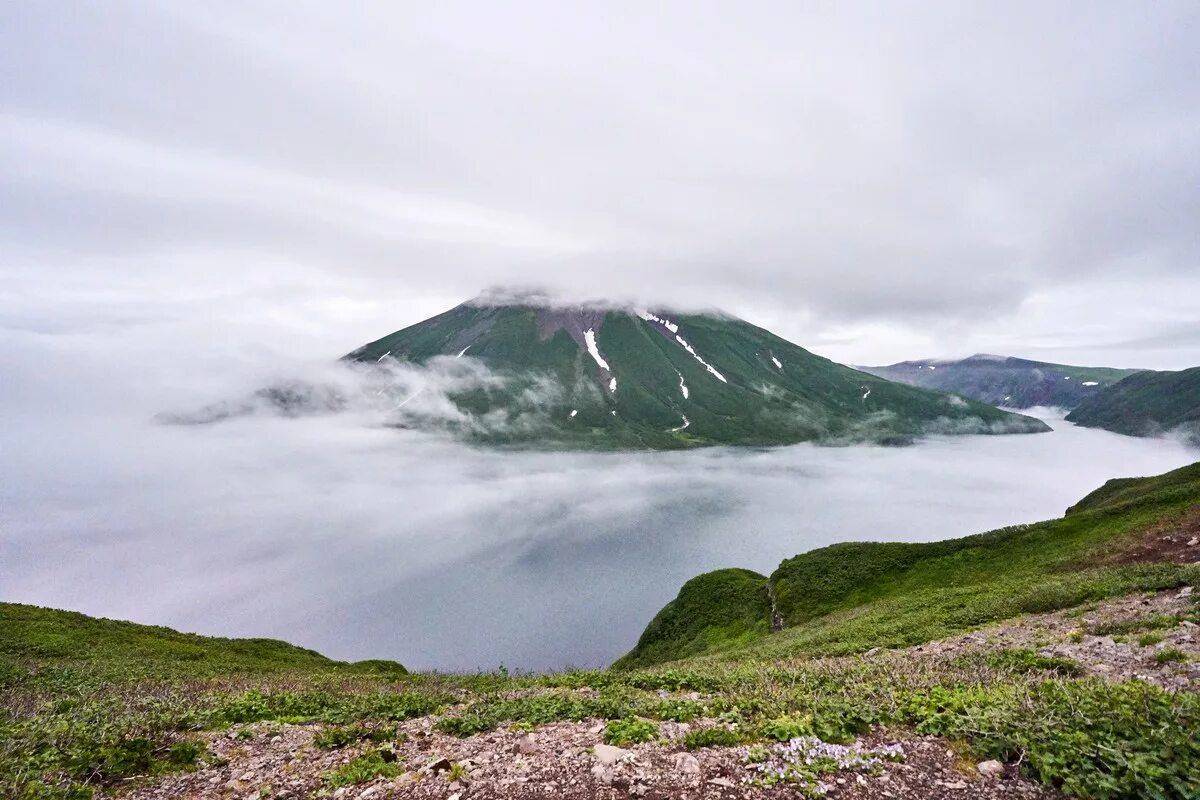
2, 2, 1198, 367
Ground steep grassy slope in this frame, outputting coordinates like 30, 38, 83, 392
619, 462, 1200, 667
1065, 367, 1200, 443
613, 569, 771, 670
345, 300, 1049, 448
862, 355, 1140, 409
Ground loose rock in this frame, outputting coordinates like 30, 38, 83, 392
593, 743, 631, 765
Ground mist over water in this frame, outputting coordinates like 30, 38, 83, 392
2, 350, 1196, 672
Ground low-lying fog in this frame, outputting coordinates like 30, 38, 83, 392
2, 348, 1196, 672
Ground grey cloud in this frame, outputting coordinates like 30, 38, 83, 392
3, 1, 1198, 367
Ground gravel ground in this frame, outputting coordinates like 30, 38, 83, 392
119, 588, 1197, 800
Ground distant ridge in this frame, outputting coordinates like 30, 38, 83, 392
861, 354, 1141, 410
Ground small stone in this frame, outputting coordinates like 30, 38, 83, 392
1180, 586, 1194, 598
1187, 537, 1198, 546
359, 788, 380, 800
672, 752, 701, 774
864, 647, 880, 657
591, 764, 614, 785
593, 743, 631, 765
977, 760, 1006, 778
707, 777, 736, 788
514, 733, 539, 755
448, 794, 462, 800
420, 756, 452, 774
269, 735, 282, 744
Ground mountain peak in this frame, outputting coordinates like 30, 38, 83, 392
343, 294, 1048, 448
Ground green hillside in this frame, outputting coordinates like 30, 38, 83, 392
0, 604, 406, 685
1065, 367, 1200, 443
345, 299, 1049, 448
613, 569, 771, 670
862, 354, 1141, 409
619, 462, 1200, 667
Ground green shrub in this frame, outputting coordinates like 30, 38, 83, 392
759, 715, 813, 742
315, 724, 395, 749
323, 751, 401, 788
1137, 633, 1165, 647
435, 713, 497, 737
603, 718, 658, 746
1154, 648, 1187, 664
985, 649, 1083, 676
683, 727, 742, 748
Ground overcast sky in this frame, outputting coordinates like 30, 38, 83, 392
3, 1, 1198, 368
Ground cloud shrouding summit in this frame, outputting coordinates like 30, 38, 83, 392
2, 2, 1198, 367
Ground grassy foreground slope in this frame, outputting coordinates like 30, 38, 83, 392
619, 462, 1200, 668
1065, 366, 1200, 443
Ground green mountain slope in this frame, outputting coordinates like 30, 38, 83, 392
345, 297, 1049, 448
861, 354, 1141, 409
0, 604, 406, 684
617, 461, 1200, 668
1065, 367, 1200, 443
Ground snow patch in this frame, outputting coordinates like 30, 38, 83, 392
583, 328, 611, 371
676, 371, 689, 399
1064, 376, 1071, 380
569, 409, 578, 418
861, 387, 871, 401
670, 415, 691, 432
674, 335, 727, 383
771, 355, 782, 369
637, 310, 679, 334
1082, 381, 1099, 386
609, 377, 617, 393
927, 365, 936, 370
376, 351, 392, 362
456, 345, 472, 358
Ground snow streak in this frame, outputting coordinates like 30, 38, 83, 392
674, 335, 727, 382
584, 329, 610, 371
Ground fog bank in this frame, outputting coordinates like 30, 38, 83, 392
1, 349, 1195, 671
